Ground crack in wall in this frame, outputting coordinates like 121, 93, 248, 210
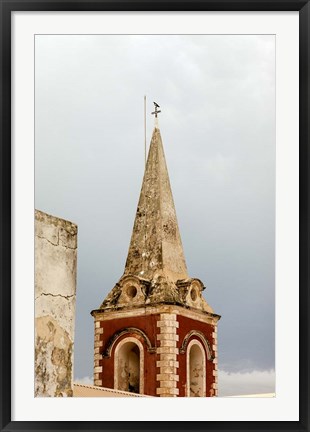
35, 292, 75, 301
36, 234, 77, 250
59, 244, 77, 251
36, 234, 59, 247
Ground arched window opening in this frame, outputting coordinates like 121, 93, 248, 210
114, 337, 144, 394
187, 340, 206, 397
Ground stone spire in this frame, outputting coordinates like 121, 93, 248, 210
99, 124, 214, 314
124, 126, 188, 282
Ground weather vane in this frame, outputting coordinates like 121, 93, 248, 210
151, 102, 161, 118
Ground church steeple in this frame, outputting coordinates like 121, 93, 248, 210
91, 112, 220, 398
124, 126, 188, 282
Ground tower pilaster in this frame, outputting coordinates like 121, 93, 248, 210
156, 313, 179, 397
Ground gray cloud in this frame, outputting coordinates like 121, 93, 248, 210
218, 369, 275, 397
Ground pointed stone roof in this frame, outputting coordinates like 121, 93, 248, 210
124, 126, 187, 282
97, 125, 215, 315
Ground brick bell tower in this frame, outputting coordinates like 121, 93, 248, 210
91, 112, 220, 397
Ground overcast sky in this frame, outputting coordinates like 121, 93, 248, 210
35, 34, 275, 396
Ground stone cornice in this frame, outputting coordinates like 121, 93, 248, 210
91, 303, 221, 325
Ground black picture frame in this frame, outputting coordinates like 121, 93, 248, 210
1, 1, 309, 431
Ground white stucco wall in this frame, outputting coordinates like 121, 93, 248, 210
35, 210, 77, 397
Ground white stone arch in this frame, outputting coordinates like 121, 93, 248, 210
186, 339, 206, 397
114, 336, 144, 394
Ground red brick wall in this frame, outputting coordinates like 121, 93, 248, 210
95, 312, 216, 397
177, 315, 215, 397
97, 314, 160, 396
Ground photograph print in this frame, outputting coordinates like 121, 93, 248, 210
34, 34, 275, 398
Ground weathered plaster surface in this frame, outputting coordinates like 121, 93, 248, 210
35, 316, 73, 397
35, 210, 77, 397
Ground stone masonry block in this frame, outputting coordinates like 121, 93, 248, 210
160, 366, 177, 375
159, 340, 177, 348
157, 333, 179, 341
159, 380, 177, 388
157, 373, 179, 382
159, 353, 177, 362
159, 326, 177, 334
157, 347, 179, 355
156, 387, 179, 396
94, 341, 103, 348
157, 320, 179, 328
157, 360, 179, 368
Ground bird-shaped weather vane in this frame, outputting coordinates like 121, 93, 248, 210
151, 102, 161, 118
